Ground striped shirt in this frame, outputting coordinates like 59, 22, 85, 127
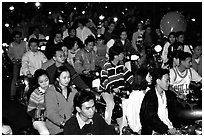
99, 61, 133, 92
27, 86, 51, 114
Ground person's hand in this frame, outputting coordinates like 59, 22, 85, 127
113, 88, 120, 93
177, 94, 187, 100
83, 70, 90, 75
167, 128, 177, 135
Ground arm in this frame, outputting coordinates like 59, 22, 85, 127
99, 67, 109, 91
20, 53, 31, 76
27, 91, 38, 118
132, 32, 138, 52
123, 66, 134, 84
190, 68, 202, 83
45, 86, 65, 126
42, 58, 55, 70
74, 50, 86, 74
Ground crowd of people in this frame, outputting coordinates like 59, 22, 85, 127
3, 10, 202, 135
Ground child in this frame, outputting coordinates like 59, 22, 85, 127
27, 69, 51, 135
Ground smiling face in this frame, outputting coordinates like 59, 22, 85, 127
57, 71, 70, 88
38, 74, 49, 90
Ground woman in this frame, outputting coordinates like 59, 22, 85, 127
126, 68, 152, 134
45, 66, 77, 134
161, 32, 176, 68
27, 69, 51, 135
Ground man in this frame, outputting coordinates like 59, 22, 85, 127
103, 21, 118, 44
63, 27, 84, 50
99, 45, 133, 132
63, 90, 117, 135
76, 18, 95, 43
169, 51, 202, 99
45, 31, 63, 60
74, 35, 97, 88
20, 38, 47, 77
28, 26, 46, 46
140, 68, 178, 135
114, 29, 136, 57
7, 31, 28, 100
45, 48, 89, 90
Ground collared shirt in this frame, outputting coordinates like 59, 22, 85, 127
155, 88, 173, 129
20, 50, 47, 75
76, 113, 93, 129
76, 26, 95, 43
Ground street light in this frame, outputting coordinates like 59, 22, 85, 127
35, 2, 40, 8
113, 17, 118, 22
99, 15, 105, 20
9, 6, 14, 11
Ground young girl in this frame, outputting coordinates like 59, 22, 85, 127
27, 69, 51, 135
45, 66, 78, 135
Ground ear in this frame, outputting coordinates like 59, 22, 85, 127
76, 106, 81, 113
156, 79, 160, 85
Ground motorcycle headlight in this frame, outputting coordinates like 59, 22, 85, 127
130, 55, 139, 61
154, 45, 162, 53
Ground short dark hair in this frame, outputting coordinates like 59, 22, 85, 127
28, 38, 38, 47
176, 31, 185, 38
68, 27, 76, 34
55, 30, 63, 37
168, 32, 176, 39
178, 51, 192, 61
152, 68, 169, 85
132, 67, 149, 90
108, 45, 124, 61
12, 31, 22, 38
73, 90, 96, 109
84, 35, 95, 45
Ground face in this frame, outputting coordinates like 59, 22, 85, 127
181, 57, 192, 69
14, 34, 22, 43
78, 99, 95, 120
137, 23, 143, 30
145, 72, 152, 85
173, 58, 180, 66
70, 29, 76, 37
158, 74, 170, 91
109, 23, 115, 31
30, 42, 38, 52
73, 42, 79, 50
120, 31, 127, 40
116, 52, 124, 61
58, 71, 70, 87
54, 33, 62, 43
146, 27, 151, 34
169, 34, 176, 44
38, 75, 49, 90
62, 46, 68, 59
54, 51, 65, 63
85, 42, 94, 51
194, 46, 202, 57
177, 34, 185, 43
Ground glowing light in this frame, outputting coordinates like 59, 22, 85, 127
82, 10, 85, 14
24, 38, 27, 41
35, 2, 40, 7
154, 45, 162, 52
122, 12, 124, 15
191, 18, 195, 21
24, 2, 28, 3
74, 7, 76, 10
105, 6, 107, 9
5, 23, 9, 27
113, 17, 118, 22
61, 11, 64, 14
99, 15, 105, 20
45, 36, 49, 41
9, 6, 14, 11
49, 12, 51, 14
125, 8, 128, 10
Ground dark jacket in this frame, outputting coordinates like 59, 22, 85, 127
140, 88, 179, 135
63, 113, 117, 135
46, 62, 89, 90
